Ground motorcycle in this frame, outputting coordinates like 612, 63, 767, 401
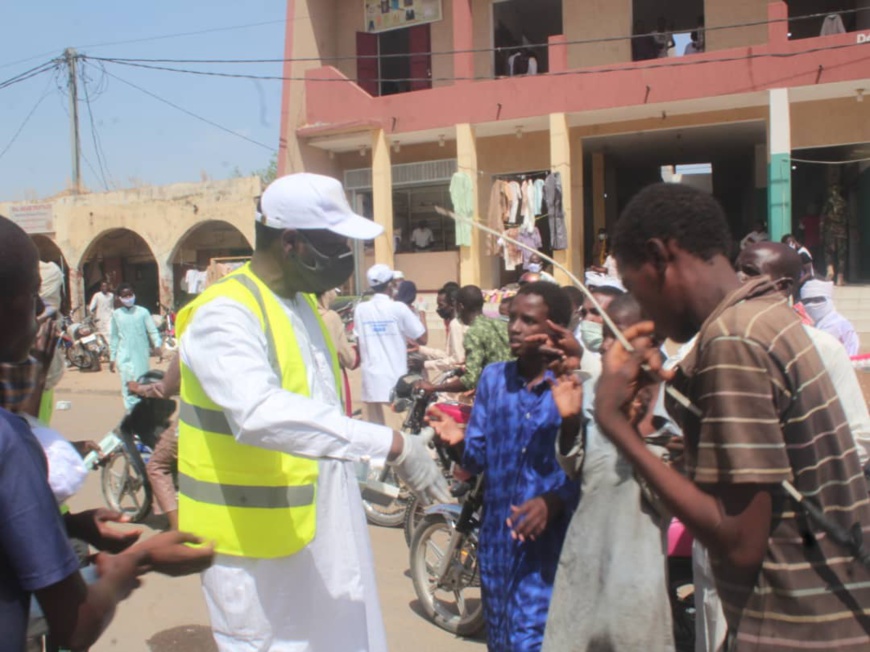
408, 403, 484, 637
87, 370, 177, 522
360, 370, 459, 528
667, 518, 696, 652
60, 308, 103, 371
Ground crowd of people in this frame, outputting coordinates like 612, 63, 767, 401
3, 173, 870, 652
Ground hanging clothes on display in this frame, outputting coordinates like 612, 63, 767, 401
487, 181, 510, 255
517, 227, 543, 269
501, 227, 524, 271
520, 180, 536, 234
450, 171, 474, 247
545, 172, 567, 251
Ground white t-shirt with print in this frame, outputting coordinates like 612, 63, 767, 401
354, 294, 426, 403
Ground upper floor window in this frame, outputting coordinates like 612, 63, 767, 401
493, 0, 563, 77
632, 0, 704, 61
786, 1, 864, 40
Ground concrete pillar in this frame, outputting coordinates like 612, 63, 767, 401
767, 1, 789, 45
768, 88, 792, 242
452, 0, 474, 83
550, 114, 582, 284
592, 152, 606, 235
371, 129, 395, 268
456, 123, 482, 286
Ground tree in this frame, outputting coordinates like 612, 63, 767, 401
254, 153, 278, 187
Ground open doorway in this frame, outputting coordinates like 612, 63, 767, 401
786, 1, 869, 39
357, 25, 432, 97
493, 0, 562, 77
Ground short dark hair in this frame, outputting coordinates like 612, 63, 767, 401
456, 285, 483, 312
781, 233, 794, 243
612, 183, 732, 267
255, 220, 283, 251
516, 282, 572, 327
606, 293, 642, 324
116, 282, 135, 295
395, 280, 417, 305
562, 286, 584, 312
439, 283, 459, 306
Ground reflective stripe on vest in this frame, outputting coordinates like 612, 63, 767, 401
178, 473, 315, 509
176, 264, 338, 559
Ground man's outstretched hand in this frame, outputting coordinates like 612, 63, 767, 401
65, 509, 142, 554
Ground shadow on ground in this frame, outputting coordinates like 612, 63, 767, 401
147, 625, 217, 652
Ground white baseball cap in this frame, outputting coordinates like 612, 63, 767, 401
259, 173, 383, 240
367, 264, 395, 287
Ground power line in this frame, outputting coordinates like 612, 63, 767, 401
0, 60, 60, 92
92, 63, 275, 152
87, 39, 870, 86
0, 82, 55, 162
81, 62, 111, 190
0, 17, 297, 73
79, 6, 870, 65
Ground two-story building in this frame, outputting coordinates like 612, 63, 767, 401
277, 0, 870, 290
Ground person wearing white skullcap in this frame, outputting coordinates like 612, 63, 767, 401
177, 173, 449, 652
801, 278, 860, 356
353, 263, 426, 428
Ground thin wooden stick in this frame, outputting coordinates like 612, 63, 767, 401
436, 205, 701, 417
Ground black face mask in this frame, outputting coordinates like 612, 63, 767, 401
436, 307, 454, 321
284, 231, 355, 295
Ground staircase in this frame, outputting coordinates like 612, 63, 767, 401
833, 285, 870, 351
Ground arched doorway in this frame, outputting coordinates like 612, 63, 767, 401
32, 234, 71, 314
80, 229, 160, 314
170, 220, 252, 308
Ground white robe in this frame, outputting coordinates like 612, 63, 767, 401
181, 292, 394, 652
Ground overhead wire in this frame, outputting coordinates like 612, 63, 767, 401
80, 61, 111, 190
85, 39, 870, 86
80, 6, 870, 65
0, 72, 58, 162
0, 59, 60, 92
92, 63, 275, 152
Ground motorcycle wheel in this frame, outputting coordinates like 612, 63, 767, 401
403, 494, 427, 547
100, 446, 152, 522
65, 344, 91, 370
409, 513, 485, 637
362, 465, 410, 528
668, 557, 696, 652
85, 347, 102, 372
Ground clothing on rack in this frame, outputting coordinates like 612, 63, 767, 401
450, 172, 474, 247
508, 181, 521, 225
182, 268, 208, 294
533, 178, 545, 216
517, 228, 543, 269
501, 228, 524, 271
521, 180, 537, 234
545, 172, 567, 250
487, 182, 508, 255
820, 13, 846, 36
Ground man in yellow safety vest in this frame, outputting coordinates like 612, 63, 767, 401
177, 173, 449, 651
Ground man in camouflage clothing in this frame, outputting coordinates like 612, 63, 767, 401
822, 182, 848, 286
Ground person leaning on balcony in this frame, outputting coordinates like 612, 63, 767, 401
176, 173, 449, 651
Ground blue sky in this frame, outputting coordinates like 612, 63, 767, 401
0, 1, 287, 200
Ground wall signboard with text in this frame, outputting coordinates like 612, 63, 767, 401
364, 0, 442, 34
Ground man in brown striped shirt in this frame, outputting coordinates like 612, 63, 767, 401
593, 183, 870, 650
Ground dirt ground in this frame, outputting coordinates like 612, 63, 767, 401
52, 363, 482, 652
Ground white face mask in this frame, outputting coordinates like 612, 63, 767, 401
528, 263, 543, 274
803, 299, 833, 324
598, 234, 607, 241
580, 321, 604, 353
120, 295, 136, 308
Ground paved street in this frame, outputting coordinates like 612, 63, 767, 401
53, 363, 483, 652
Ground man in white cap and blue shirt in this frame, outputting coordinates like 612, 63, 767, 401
354, 263, 427, 428
176, 173, 449, 651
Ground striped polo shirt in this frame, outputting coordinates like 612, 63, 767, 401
668, 278, 870, 650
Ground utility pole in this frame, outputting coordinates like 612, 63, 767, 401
64, 48, 81, 194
